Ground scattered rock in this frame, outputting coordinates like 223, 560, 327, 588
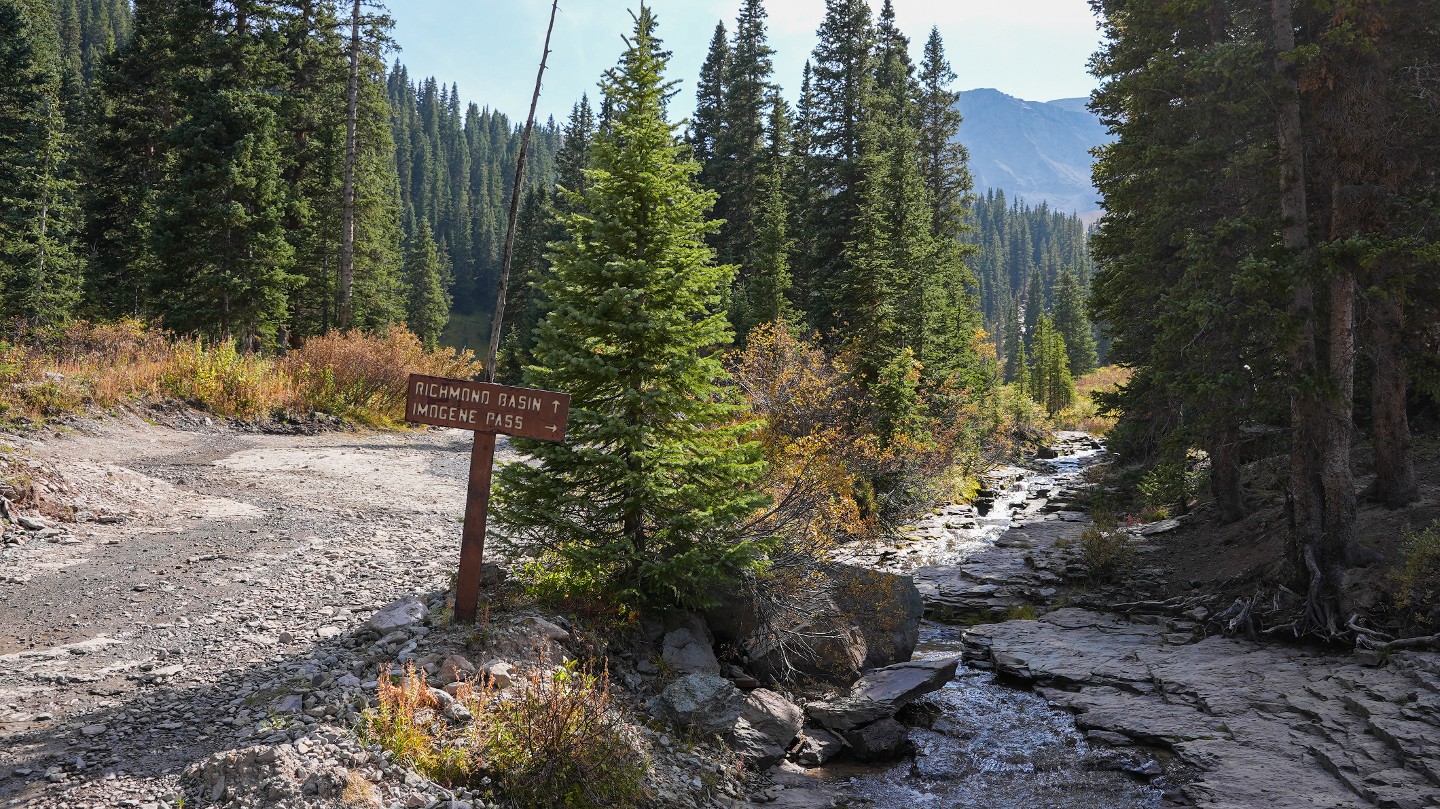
1140, 518, 1182, 536
521, 615, 569, 642
791, 727, 844, 766
482, 659, 515, 689
183, 744, 352, 807
728, 688, 803, 768
708, 564, 924, 687
438, 654, 476, 685
476, 560, 508, 587
16, 515, 48, 531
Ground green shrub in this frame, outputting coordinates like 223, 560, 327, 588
1393, 520, 1440, 632
1137, 456, 1204, 516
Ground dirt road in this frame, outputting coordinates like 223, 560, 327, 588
0, 413, 515, 807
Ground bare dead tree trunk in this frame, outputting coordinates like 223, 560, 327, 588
1368, 285, 1417, 506
1325, 263, 1358, 567
485, 0, 560, 383
1210, 419, 1246, 523
1272, 0, 1330, 630
339, 0, 361, 329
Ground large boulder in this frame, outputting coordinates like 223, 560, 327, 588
651, 673, 744, 736
705, 563, 924, 687
728, 688, 804, 768
806, 656, 960, 732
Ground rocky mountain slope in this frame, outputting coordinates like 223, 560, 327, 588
957, 87, 1113, 221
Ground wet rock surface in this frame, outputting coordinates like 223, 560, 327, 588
964, 609, 1440, 809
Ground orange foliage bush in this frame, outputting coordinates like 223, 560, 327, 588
728, 322, 874, 553
282, 326, 481, 426
0, 320, 480, 426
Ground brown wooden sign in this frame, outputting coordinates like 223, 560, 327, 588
405, 373, 569, 624
406, 374, 569, 441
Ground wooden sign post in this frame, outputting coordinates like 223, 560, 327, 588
405, 373, 569, 623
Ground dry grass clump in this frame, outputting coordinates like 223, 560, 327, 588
1053, 366, 1132, 435
485, 662, 646, 809
1079, 521, 1137, 581
0, 320, 481, 426
363, 663, 482, 786
360, 660, 647, 809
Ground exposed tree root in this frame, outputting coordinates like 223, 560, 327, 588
1348, 615, 1440, 652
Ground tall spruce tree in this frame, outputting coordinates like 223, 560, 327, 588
494, 7, 768, 610
916, 27, 970, 241
689, 21, 727, 191
712, 0, 776, 326
799, 0, 872, 333
149, 0, 297, 342
0, 0, 81, 324
1030, 313, 1074, 414
739, 92, 795, 332
1052, 266, 1097, 376
403, 220, 447, 349
1090, 0, 1281, 525
82, 0, 200, 319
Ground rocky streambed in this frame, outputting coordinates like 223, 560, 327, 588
828, 432, 1440, 809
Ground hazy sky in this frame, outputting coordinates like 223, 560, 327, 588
384, 0, 1105, 122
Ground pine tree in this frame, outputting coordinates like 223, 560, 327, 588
799, 0, 872, 332
689, 21, 727, 189
1001, 297, 1023, 382
1030, 314, 1074, 414
917, 27, 971, 240
739, 92, 795, 332
842, 0, 925, 380
494, 7, 769, 610
713, 0, 776, 293
149, 0, 297, 342
0, 0, 81, 324
1052, 266, 1097, 375
80, 0, 198, 319
1021, 271, 1043, 351
495, 187, 546, 378
403, 220, 448, 349
911, 24, 981, 385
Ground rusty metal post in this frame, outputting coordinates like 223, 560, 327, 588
454, 431, 497, 624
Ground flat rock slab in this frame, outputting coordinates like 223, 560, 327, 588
806, 656, 960, 732
963, 608, 1440, 809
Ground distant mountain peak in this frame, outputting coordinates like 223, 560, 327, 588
956, 88, 1112, 221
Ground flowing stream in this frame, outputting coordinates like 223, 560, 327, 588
820, 437, 1164, 809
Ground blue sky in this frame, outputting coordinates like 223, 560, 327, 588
384, 0, 1105, 122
